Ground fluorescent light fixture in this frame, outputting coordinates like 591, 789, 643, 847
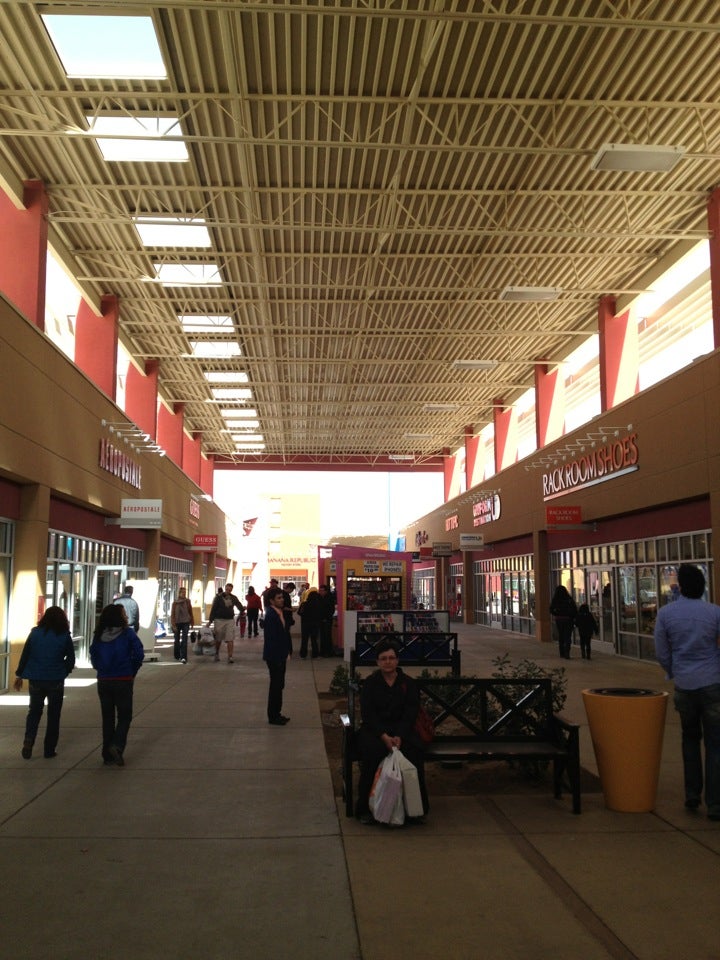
190, 342, 241, 359
153, 263, 222, 286
500, 286, 560, 301
235, 443, 266, 450
404, 433, 433, 439
84, 116, 188, 162
590, 143, 686, 172
423, 403, 459, 412
223, 421, 260, 430
389, 454, 414, 461
204, 371, 249, 384
134, 218, 212, 248
180, 315, 232, 332
43, 15, 166, 79
452, 359, 499, 370
232, 434, 264, 442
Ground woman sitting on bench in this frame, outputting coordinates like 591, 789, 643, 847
355, 638, 429, 825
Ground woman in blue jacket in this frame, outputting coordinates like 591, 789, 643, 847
90, 603, 144, 766
14, 606, 75, 759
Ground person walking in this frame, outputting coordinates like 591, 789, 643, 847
575, 603, 598, 660
90, 603, 145, 766
245, 586, 262, 637
208, 583, 244, 663
550, 584, 577, 659
298, 586, 323, 658
13, 606, 75, 760
655, 563, 720, 820
114, 584, 140, 631
170, 586, 194, 663
263, 587, 292, 725
317, 583, 336, 657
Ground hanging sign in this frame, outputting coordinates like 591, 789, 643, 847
432, 542, 452, 557
120, 499, 162, 528
459, 533, 484, 550
192, 534, 218, 552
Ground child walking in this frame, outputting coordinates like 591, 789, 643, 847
575, 603, 598, 660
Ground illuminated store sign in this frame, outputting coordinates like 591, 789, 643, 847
99, 438, 142, 489
445, 515, 459, 531
473, 494, 501, 526
543, 433, 639, 500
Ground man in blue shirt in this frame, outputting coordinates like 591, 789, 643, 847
655, 563, 720, 820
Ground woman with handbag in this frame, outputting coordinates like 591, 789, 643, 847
170, 586, 194, 663
355, 638, 429, 825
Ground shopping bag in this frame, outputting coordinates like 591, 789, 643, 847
394, 748, 424, 817
369, 751, 403, 824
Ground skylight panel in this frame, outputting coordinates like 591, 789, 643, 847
189, 342, 241, 359
86, 116, 188, 162
154, 263, 222, 286
220, 409, 257, 418
204, 372, 249, 384
43, 15, 166, 79
179, 315, 232, 333
135, 218, 212, 248
224, 420, 260, 430
232, 434, 264, 442
211, 388, 253, 400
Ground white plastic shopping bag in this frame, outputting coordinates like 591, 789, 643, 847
369, 751, 403, 824
395, 748, 424, 817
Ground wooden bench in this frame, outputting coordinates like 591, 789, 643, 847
341, 674, 582, 816
353, 632, 461, 675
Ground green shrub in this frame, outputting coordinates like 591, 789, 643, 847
329, 663, 350, 696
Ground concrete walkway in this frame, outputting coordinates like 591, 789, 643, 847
3, 623, 720, 959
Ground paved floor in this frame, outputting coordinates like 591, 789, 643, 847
2, 623, 720, 960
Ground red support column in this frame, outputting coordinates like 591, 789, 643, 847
464, 425, 483, 490
442, 447, 453, 502
534, 362, 565, 449
75, 294, 119, 399
493, 401, 517, 473
200, 455, 214, 499
598, 295, 639, 412
158, 402, 185, 466
183, 431, 202, 485
708, 188, 720, 348
125, 360, 159, 438
0, 180, 49, 328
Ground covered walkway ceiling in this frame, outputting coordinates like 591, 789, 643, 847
1, 2, 718, 469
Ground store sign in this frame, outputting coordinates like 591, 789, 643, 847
546, 505, 582, 525
382, 561, 403, 574
472, 494, 501, 527
192, 534, 218, 552
361, 561, 380, 574
543, 432, 639, 501
189, 498, 200, 523
445, 515, 459, 531
459, 533, 484, 550
99, 438, 142, 489
432, 542, 452, 557
120, 499, 162, 528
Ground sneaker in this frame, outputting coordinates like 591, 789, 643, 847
21, 740, 33, 760
181, 658, 187, 664
228, 657, 234, 664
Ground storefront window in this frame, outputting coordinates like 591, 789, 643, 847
638, 566, 657, 634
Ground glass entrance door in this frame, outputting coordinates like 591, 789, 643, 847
587, 567, 616, 650
82, 565, 126, 663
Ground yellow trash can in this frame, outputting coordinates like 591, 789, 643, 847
582, 687, 668, 813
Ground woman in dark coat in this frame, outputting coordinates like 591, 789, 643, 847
550, 585, 578, 659
355, 639, 428, 824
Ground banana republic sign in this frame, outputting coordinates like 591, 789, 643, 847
543, 432, 639, 501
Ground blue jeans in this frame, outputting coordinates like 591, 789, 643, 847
674, 683, 720, 814
97, 678, 135, 760
173, 622, 190, 660
25, 680, 65, 756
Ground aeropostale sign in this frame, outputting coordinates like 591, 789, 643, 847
543, 432, 639, 501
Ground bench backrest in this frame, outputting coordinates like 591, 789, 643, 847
349, 675, 557, 743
